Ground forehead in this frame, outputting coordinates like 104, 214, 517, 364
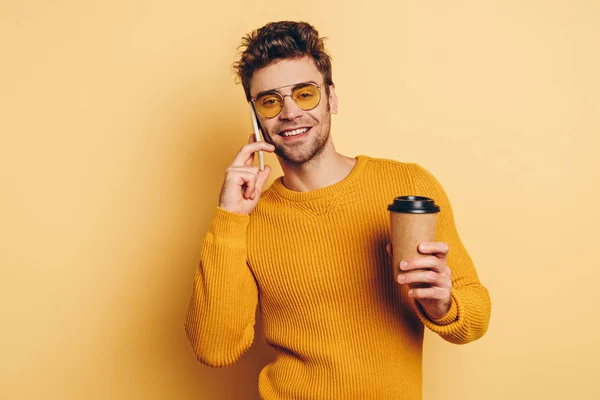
250, 57, 323, 96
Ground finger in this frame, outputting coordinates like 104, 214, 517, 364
408, 287, 448, 300
399, 256, 443, 272
386, 243, 392, 257
244, 177, 256, 200
229, 171, 256, 200
241, 167, 259, 199
228, 166, 259, 199
397, 269, 440, 286
396, 270, 451, 287
228, 165, 259, 177
244, 151, 255, 166
253, 165, 271, 199
418, 242, 450, 257
245, 131, 255, 167
397, 270, 435, 285
231, 142, 275, 167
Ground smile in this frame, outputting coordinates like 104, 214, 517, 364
280, 127, 310, 137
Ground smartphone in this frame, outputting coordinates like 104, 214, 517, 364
248, 102, 265, 170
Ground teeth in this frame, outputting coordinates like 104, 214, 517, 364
282, 127, 309, 137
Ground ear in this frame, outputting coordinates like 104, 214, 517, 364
328, 84, 338, 114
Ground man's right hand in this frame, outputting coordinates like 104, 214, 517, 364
218, 134, 275, 215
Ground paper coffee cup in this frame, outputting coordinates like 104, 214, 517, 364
388, 196, 441, 284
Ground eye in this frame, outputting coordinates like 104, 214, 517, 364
293, 85, 317, 100
294, 91, 313, 99
259, 95, 280, 108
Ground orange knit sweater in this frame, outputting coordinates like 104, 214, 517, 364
185, 155, 491, 399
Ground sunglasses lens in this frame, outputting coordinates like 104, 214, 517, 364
292, 84, 321, 110
254, 84, 322, 118
255, 93, 282, 118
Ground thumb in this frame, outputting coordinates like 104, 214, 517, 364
254, 165, 271, 196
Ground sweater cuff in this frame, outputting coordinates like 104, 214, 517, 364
415, 290, 460, 328
429, 296, 459, 326
207, 207, 250, 241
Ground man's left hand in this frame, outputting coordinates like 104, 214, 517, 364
386, 241, 453, 320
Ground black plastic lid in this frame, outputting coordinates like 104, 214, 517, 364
387, 195, 440, 214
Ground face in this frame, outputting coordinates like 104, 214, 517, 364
249, 57, 338, 165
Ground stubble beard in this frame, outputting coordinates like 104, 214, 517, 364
263, 106, 332, 166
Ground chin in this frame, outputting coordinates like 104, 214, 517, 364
278, 140, 329, 165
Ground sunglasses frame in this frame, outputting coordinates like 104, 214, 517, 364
251, 82, 323, 119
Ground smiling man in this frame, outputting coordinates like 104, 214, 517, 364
185, 21, 491, 399
250, 62, 336, 168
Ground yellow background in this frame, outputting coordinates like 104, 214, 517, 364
1, 1, 599, 399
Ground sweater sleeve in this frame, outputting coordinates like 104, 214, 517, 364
184, 207, 258, 367
410, 163, 491, 344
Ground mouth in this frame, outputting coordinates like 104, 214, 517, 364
279, 126, 311, 139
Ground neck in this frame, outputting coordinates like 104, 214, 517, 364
278, 141, 357, 192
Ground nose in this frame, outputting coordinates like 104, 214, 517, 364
279, 95, 302, 120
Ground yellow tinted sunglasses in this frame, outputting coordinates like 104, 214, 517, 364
251, 82, 323, 118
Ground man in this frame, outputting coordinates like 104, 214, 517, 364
185, 21, 491, 399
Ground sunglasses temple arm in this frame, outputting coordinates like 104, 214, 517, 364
249, 102, 265, 171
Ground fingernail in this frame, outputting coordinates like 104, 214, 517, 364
420, 244, 428, 250
400, 261, 408, 269
397, 274, 405, 282
408, 289, 414, 296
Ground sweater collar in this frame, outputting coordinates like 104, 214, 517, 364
269, 155, 369, 203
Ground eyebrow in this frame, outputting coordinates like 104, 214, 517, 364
254, 81, 318, 99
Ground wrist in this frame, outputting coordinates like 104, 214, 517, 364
420, 299, 452, 320
421, 296, 459, 326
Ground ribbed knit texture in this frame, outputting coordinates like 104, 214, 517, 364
185, 155, 491, 399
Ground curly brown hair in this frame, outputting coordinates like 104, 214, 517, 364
234, 21, 334, 101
